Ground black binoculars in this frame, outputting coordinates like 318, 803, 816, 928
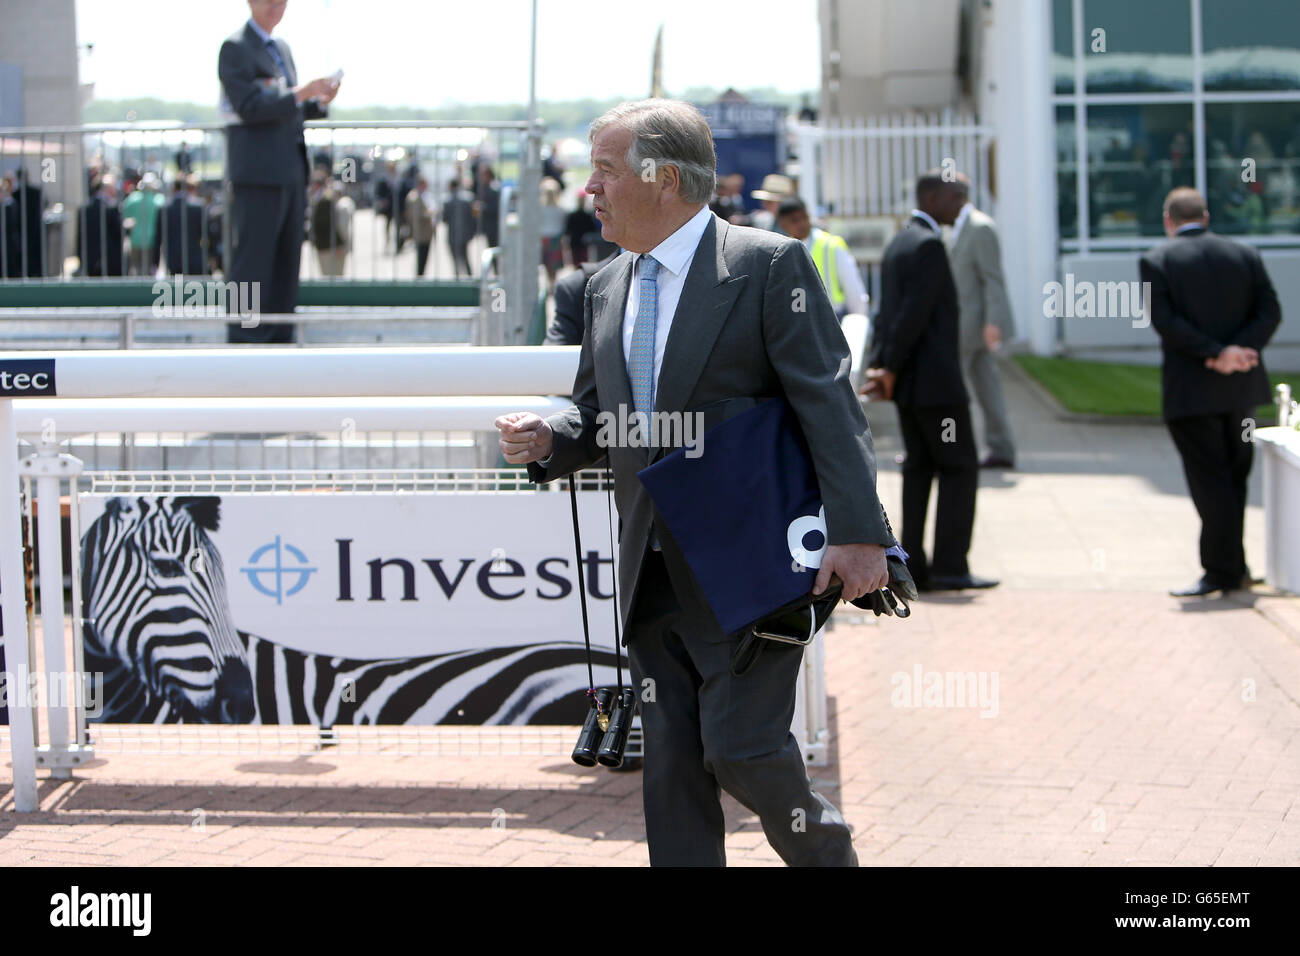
572, 686, 636, 769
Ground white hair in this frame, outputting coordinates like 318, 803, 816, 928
589, 99, 717, 204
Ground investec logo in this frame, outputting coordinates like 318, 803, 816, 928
152, 274, 261, 325
242, 537, 613, 602
0, 358, 57, 396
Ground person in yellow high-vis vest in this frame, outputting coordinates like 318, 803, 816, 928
777, 197, 869, 319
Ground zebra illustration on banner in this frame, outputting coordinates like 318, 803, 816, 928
81, 497, 255, 724
79, 496, 619, 725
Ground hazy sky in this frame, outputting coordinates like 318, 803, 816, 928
75, 0, 821, 107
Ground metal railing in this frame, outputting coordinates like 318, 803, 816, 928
1, 119, 544, 347
0, 305, 479, 349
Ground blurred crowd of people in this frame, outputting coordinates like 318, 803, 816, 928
1, 145, 221, 280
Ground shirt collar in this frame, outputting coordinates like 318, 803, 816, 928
801, 226, 823, 247
247, 18, 273, 44
910, 208, 941, 233
1175, 222, 1206, 235
641, 205, 713, 277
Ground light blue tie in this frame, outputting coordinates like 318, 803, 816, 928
266, 39, 290, 82
629, 255, 661, 550
628, 255, 660, 417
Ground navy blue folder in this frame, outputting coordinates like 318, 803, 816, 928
637, 397, 829, 636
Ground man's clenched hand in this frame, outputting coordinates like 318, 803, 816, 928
495, 412, 554, 464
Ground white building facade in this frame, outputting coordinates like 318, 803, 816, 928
817, 0, 1300, 355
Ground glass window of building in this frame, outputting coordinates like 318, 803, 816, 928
1201, 0, 1300, 92
1206, 101, 1300, 234
1083, 0, 1193, 94
1053, 0, 1300, 245
1054, 0, 1075, 95
1087, 104, 1195, 237
1056, 105, 1079, 238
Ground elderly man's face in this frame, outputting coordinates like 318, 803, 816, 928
585, 124, 661, 253
249, 0, 288, 32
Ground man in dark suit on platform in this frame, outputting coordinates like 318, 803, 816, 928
1141, 187, 1281, 597
496, 99, 892, 866
156, 175, 209, 276
75, 174, 124, 278
865, 172, 996, 593
1, 168, 45, 278
218, 0, 339, 342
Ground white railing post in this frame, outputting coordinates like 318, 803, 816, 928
795, 123, 822, 217
794, 631, 828, 766
19, 441, 87, 779
1, 399, 39, 812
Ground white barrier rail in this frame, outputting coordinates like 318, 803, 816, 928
0, 346, 579, 399
13, 396, 572, 434
0, 346, 578, 812
0, 307, 480, 350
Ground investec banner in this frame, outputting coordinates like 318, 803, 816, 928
77, 492, 622, 726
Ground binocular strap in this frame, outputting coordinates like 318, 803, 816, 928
569, 472, 625, 716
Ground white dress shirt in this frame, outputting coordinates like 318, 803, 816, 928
622, 204, 714, 395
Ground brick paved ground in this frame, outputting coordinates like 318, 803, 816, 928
2, 359, 1298, 865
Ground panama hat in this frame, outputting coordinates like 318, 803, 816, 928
751, 173, 795, 202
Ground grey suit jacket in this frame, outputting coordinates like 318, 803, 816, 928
528, 212, 892, 642
218, 23, 327, 187
948, 207, 1014, 354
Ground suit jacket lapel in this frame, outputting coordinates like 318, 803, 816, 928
949, 219, 972, 262
592, 253, 634, 420
654, 214, 747, 427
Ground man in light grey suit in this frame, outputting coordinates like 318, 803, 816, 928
948, 174, 1017, 468
495, 100, 893, 866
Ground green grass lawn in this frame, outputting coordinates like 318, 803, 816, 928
1014, 354, 1297, 422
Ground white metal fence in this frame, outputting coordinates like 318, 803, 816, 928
793, 109, 994, 312
795, 109, 994, 219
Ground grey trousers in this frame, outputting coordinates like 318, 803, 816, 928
625, 550, 858, 867
961, 347, 1016, 462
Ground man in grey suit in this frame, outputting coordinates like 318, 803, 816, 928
948, 174, 1017, 469
218, 0, 339, 342
496, 100, 893, 866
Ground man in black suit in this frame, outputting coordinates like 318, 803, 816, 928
442, 178, 475, 278
75, 174, 124, 278
865, 172, 996, 593
1141, 187, 1281, 597
1, 168, 45, 278
155, 175, 208, 276
218, 0, 339, 342
475, 164, 501, 249
543, 252, 618, 346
